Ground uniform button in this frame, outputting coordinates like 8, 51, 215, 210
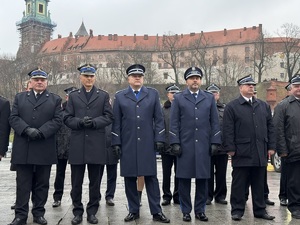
138, 138, 141, 141
86, 135, 88, 137
137, 116, 140, 118
195, 107, 197, 109
195, 128, 198, 130
196, 118, 198, 120
33, 108, 36, 111
196, 140, 198, 142
136, 105, 139, 107
87, 107, 90, 109
137, 127, 140, 129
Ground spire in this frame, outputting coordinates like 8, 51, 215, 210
75, 21, 89, 37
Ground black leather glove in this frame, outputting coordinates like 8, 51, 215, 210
211, 144, 220, 156
24, 127, 43, 140
155, 142, 165, 153
84, 118, 94, 128
112, 145, 121, 159
171, 144, 182, 157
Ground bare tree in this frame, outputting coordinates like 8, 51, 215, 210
159, 32, 183, 85
277, 23, 300, 80
106, 52, 130, 85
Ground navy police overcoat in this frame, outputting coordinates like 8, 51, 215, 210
64, 87, 113, 165
111, 86, 165, 177
169, 88, 221, 179
9, 90, 62, 165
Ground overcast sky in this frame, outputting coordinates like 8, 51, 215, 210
1, 0, 299, 56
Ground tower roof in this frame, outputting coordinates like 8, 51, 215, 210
75, 22, 88, 37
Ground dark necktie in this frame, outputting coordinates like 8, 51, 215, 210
36, 93, 41, 101
134, 91, 139, 100
193, 93, 197, 100
248, 99, 252, 105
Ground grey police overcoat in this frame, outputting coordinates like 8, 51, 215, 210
169, 88, 221, 179
64, 87, 113, 165
111, 86, 165, 177
9, 90, 62, 165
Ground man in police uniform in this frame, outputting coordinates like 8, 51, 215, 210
8, 68, 62, 225
273, 74, 300, 219
161, 84, 180, 206
169, 67, 221, 222
0, 95, 11, 161
111, 64, 170, 223
205, 83, 228, 205
64, 64, 113, 225
223, 75, 275, 221
52, 86, 77, 208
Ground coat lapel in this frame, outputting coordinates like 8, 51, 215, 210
137, 86, 148, 102
88, 89, 100, 104
34, 90, 49, 108
196, 91, 205, 104
124, 87, 138, 102
77, 87, 88, 105
27, 90, 36, 106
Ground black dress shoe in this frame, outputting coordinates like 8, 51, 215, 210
11, 202, 16, 210
52, 200, 61, 207
232, 214, 242, 221
254, 213, 275, 220
173, 200, 180, 205
106, 198, 115, 206
161, 199, 171, 206
7, 218, 26, 225
33, 216, 47, 225
265, 198, 275, 205
183, 213, 191, 222
292, 210, 300, 219
206, 199, 212, 205
153, 212, 170, 223
87, 215, 98, 224
195, 212, 208, 221
71, 215, 83, 225
124, 212, 139, 222
215, 199, 228, 205
280, 198, 288, 206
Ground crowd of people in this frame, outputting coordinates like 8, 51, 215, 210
0, 63, 300, 225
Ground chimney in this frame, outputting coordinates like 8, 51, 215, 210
134, 34, 136, 43
259, 24, 262, 33
181, 34, 183, 38
89, 29, 93, 37
69, 32, 73, 37
252, 26, 257, 30
243, 27, 247, 31
190, 32, 195, 36
144, 34, 148, 40
113, 34, 118, 41
224, 29, 227, 36
108, 34, 112, 40
58, 34, 62, 39
98, 35, 102, 40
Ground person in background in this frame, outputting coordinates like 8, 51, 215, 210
0, 95, 11, 161
278, 83, 291, 207
205, 83, 228, 205
52, 86, 77, 208
169, 67, 221, 222
137, 176, 145, 206
223, 75, 275, 221
273, 74, 300, 219
8, 68, 62, 225
111, 64, 170, 223
64, 64, 113, 225
161, 84, 180, 206
98, 122, 118, 207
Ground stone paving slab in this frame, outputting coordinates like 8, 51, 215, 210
0, 157, 298, 225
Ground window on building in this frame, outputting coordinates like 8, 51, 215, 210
38, 4, 44, 14
64, 65, 67, 70
27, 4, 31, 14
158, 63, 162, 69
64, 56, 67, 61
180, 52, 185, 57
59, 74, 62, 79
163, 53, 168, 58
158, 54, 162, 59
180, 62, 185, 68
213, 50, 217, 55
163, 72, 168, 79
280, 62, 284, 68
245, 46, 250, 52
163, 63, 168, 68
245, 56, 250, 63
280, 73, 284, 78
223, 48, 228, 64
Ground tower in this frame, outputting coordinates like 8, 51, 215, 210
16, 0, 56, 56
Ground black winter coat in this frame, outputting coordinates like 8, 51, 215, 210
0, 96, 11, 156
273, 95, 300, 163
56, 101, 70, 159
223, 95, 275, 167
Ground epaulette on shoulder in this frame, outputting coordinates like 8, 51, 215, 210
145, 86, 159, 92
68, 89, 79, 95
115, 88, 127, 95
97, 88, 108, 94
49, 92, 62, 98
